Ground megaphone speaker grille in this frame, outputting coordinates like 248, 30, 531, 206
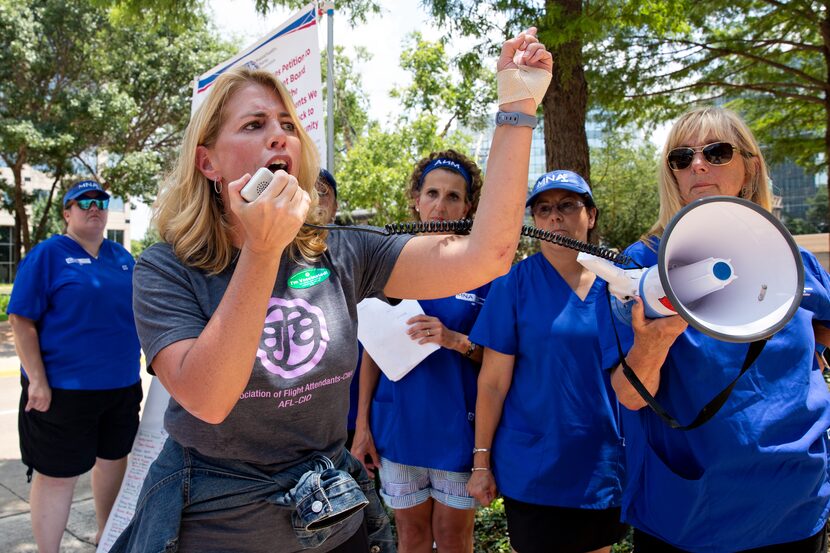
658, 196, 804, 343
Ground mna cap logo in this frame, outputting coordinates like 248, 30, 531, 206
536, 172, 574, 190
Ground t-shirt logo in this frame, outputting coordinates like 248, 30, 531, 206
455, 292, 484, 306
65, 257, 91, 265
256, 297, 330, 379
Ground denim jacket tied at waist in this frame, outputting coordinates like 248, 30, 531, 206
108, 438, 394, 552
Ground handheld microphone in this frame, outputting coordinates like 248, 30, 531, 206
240, 167, 276, 202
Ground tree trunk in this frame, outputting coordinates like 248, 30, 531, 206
32, 172, 62, 245
11, 155, 29, 267
542, 0, 590, 182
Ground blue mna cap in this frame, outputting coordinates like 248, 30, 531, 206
318, 168, 337, 198
63, 180, 110, 207
526, 170, 593, 207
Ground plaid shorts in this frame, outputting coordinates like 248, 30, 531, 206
377, 457, 476, 510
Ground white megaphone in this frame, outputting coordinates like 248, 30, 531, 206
578, 196, 804, 343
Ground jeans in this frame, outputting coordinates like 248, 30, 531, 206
109, 438, 395, 552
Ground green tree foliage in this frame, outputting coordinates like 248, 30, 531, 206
473, 498, 510, 552
338, 115, 470, 223
590, 134, 662, 250
784, 184, 829, 235
321, 45, 372, 165
131, 226, 161, 258
591, 0, 830, 248
391, 33, 495, 137
256, 0, 381, 24
335, 31, 493, 223
806, 185, 829, 233
416, 0, 594, 178
91, 0, 206, 31
593, 1, 828, 168
0, 0, 232, 262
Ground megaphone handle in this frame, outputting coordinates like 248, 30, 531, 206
605, 289, 768, 431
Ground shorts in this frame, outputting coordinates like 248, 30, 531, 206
503, 495, 628, 553
18, 376, 142, 478
377, 457, 476, 510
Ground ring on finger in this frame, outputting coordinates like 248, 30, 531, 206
426, 329, 431, 337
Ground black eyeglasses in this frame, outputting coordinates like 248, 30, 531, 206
667, 142, 749, 171
531, 199, 585, 218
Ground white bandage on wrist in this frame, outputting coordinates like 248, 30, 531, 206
497, 66, 552, 107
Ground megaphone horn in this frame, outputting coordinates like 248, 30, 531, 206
579, 196, 804, 343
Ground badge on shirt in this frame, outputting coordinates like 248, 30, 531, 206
455, 292, 484, 306
65, 257, 92, 265
288, 268, 331, 289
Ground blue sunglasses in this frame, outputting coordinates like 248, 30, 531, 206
75, 198, 109, 210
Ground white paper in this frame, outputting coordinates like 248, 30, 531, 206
191, 4, 326, 161
97, 378, 170, 552
357, 298, 439, 381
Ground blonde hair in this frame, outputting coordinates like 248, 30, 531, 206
153, 68, 326, 274
649, 106, 771, 239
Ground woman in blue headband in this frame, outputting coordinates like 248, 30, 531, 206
352, 150, 488, 553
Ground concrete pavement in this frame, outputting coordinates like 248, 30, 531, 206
0, 321, 147, 552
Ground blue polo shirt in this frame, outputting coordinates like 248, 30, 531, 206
470, 253, 624, 508
370, 285, 489, 472
8, 235, 141, 390
598, 238, 830, 551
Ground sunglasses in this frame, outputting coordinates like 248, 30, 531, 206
74, 198, 109, 210
667, 142, 748, 171
531, 199, 585, 218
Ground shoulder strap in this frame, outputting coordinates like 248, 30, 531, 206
606, 288, 767, 431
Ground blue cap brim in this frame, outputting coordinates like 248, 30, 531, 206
526, 182, 592, 207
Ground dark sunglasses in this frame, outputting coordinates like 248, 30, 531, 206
531, 199, 585, 218
74, 198, 109, 210
667, 142, 749, 171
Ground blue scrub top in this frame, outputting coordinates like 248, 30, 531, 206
370, 285, 489, 472
8, 235, 141, 390
470, 253, 624, 508
598, 238, 830, 552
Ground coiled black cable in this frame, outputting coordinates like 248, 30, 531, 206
303, 219, 638, 267
519, 225, 636, 266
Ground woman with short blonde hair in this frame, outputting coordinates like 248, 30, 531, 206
155, 69, 326, 275
650, 106, 771, 238
602, 106, 830, 553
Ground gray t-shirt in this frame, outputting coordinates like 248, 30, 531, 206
132, 230, 409, 552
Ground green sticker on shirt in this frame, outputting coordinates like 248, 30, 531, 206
288, 268, 331, 289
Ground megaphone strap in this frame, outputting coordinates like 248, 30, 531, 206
606, 288, 768, 431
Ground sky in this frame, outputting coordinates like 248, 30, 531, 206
131, 0, 453, 239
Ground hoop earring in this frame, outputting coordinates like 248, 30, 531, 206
213, 179, 222, 194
